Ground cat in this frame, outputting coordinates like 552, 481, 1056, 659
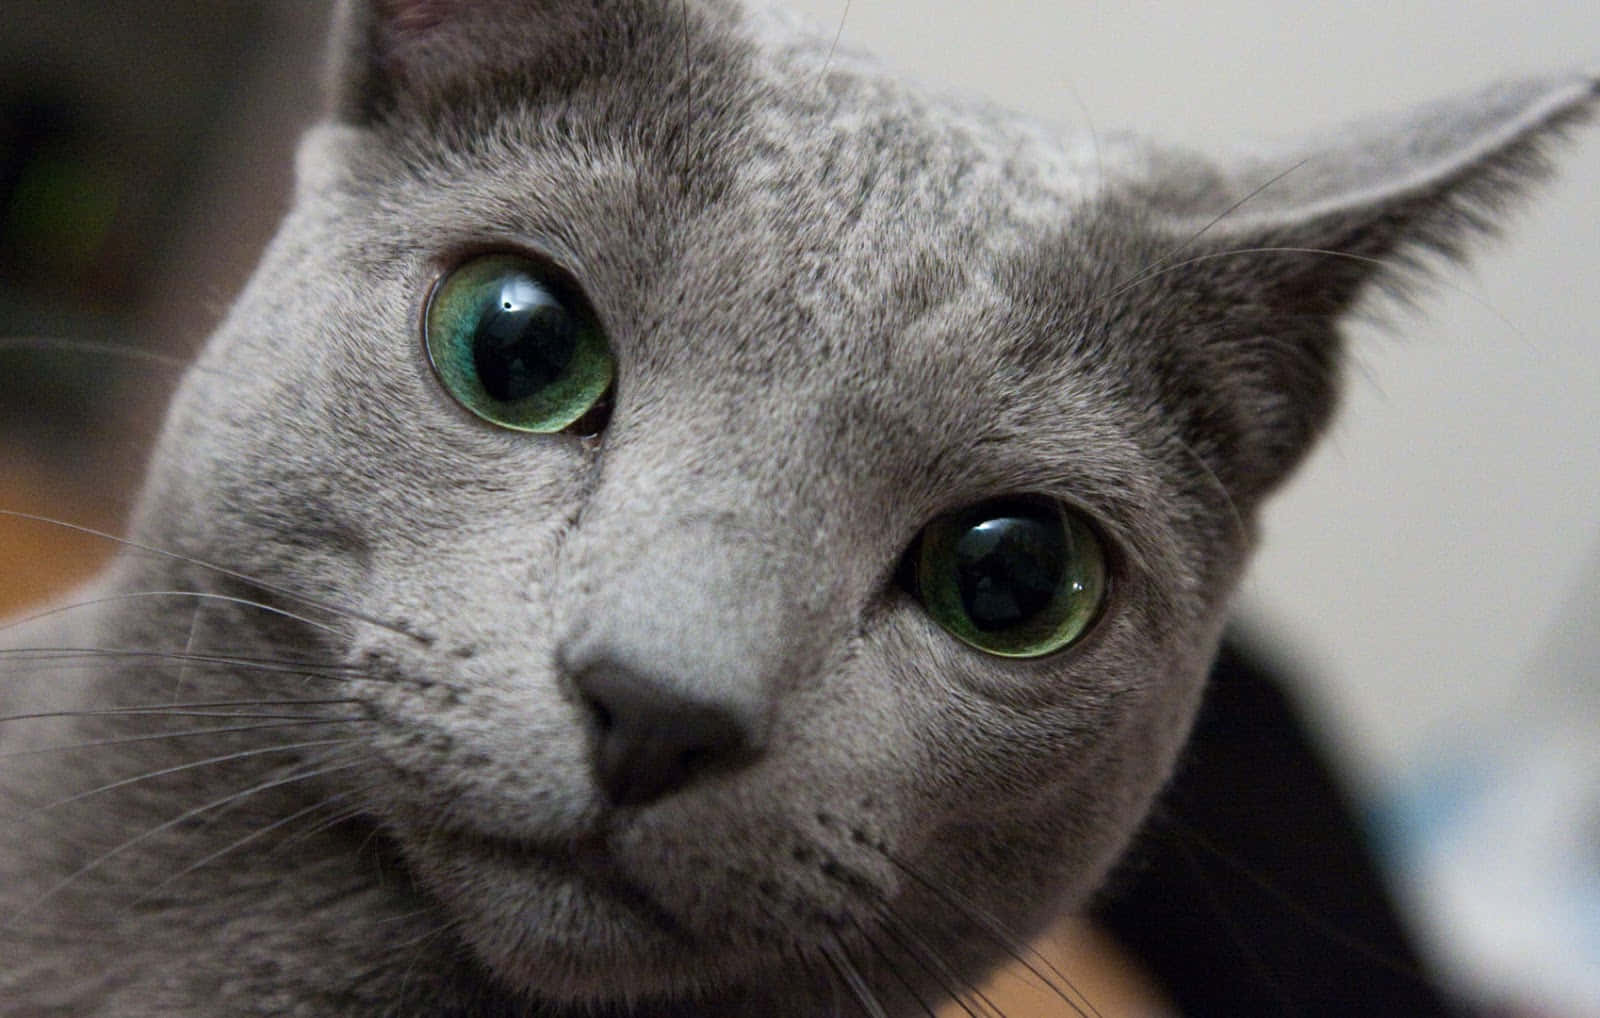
0, 0, 1594, 1014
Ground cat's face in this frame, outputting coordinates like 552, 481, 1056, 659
6, 0, 1594, 1013
150, 7, 1243, 999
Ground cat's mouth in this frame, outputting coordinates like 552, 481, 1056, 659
382, 806, 877, 1003
406, 820, 711, 951
395, 819, 804, 1002
462, 825, 685, 920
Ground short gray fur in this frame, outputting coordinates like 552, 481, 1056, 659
0, 1, 1593, 1014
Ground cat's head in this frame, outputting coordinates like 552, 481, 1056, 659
128, 0, 1595, 1008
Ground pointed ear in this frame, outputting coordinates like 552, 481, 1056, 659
325, 0, 642, 124
1199, 73, 1598, 312
1146, 73, 1596, 502
329, 0, 496, 122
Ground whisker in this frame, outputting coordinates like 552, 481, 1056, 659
0, 510, 430, 643
1169, 815, 1438, 986
867, 908, 999, 1018
127, 788, 359, 909
20, 711, 363, 724
270, 783, 387, 853
0, 590, 345, 638
15, 737, 365, 818
800, 952, 850, 1017
888, 853, 1104, 1018
2, 695, 362, 719
0, 336, 197, 374
0, 719, 363, 761
0, 717, 366, 733
341, 904, 456, 999
393, 915, 461, 1004
1166, 829, 1296, 1013
4, 756, 365, 927
821, 936, 892, 1018
847, 914, 939, 1018
373, 905, 445, 927
1066, 159, 1304, 337
170, 593, 206, 703
1167, 431, 1251, 547
0, 648, 365, 681
1103, 245, 1400, 315
188, 744, 362, 833
1141, 161, 1310, 279
817, 0, 852, 87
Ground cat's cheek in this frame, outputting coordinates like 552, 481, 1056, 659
871, 596, 1213, 884
346, 636, 601, 837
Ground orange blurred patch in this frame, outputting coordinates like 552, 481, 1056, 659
0, 458, 119, 618
937, 917, 1172, 1017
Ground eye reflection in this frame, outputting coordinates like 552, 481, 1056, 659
911, 496, 1106, 658
423, 254, 614, 434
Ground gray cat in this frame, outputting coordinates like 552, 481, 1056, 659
1, 1, 1594, 1014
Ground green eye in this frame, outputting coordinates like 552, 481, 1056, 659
424, 254, 614, 433
910, 496, 1107, 659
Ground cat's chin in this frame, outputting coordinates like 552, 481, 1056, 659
396, 823, 798, 1005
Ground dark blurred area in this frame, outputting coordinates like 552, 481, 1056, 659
0, 1, 327, 608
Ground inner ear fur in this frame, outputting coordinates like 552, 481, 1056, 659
1150, 73, 1597, 502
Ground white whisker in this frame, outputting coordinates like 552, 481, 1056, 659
847, 914, 940, 1018
0, 510, 430, 643
0, 719, 363, 761
0, 646, 365, 682
1069, 244, 1524, 345
15, 737, 366, 819
888, 854, 1103, 1018
0, 702, 368, 725
1143, 161, 1310, 276
0, 589, 347, 638
1167, 431, 1251, 547
868, 908, 1001, 1018
128, 789, 360, 908
0, 336, 196, 374
821, 937, 892, 1018
817, 0, 852, 88
4, 756, 366, 928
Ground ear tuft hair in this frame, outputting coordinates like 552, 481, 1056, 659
1139, 72, 1597, 503
1202, 73, 1597, 311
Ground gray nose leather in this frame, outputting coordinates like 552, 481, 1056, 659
572, 655, 758, 806
560, 518, 816, 807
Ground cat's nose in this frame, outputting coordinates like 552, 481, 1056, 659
570, 657, 761, 807
558, 518, 803, 808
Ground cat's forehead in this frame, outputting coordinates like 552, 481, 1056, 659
307, 1, 1200, 543
359, 0, 1126, 279
350, 5, 1145, 379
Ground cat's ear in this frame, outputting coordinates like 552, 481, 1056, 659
326, 0, 678, 123
1144, 73, 1597, 502
327, 1, 563, 122
1190, 73, 1597, 307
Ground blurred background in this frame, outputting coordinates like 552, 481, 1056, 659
0, 1, 323, 609
1, 0, 1595, 1013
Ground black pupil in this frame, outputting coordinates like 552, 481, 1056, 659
952, 511, 1065, 631
472, 275, 580, 402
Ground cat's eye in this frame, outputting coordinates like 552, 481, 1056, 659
907, 496, 1107, 659
424, 253, 614, 433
